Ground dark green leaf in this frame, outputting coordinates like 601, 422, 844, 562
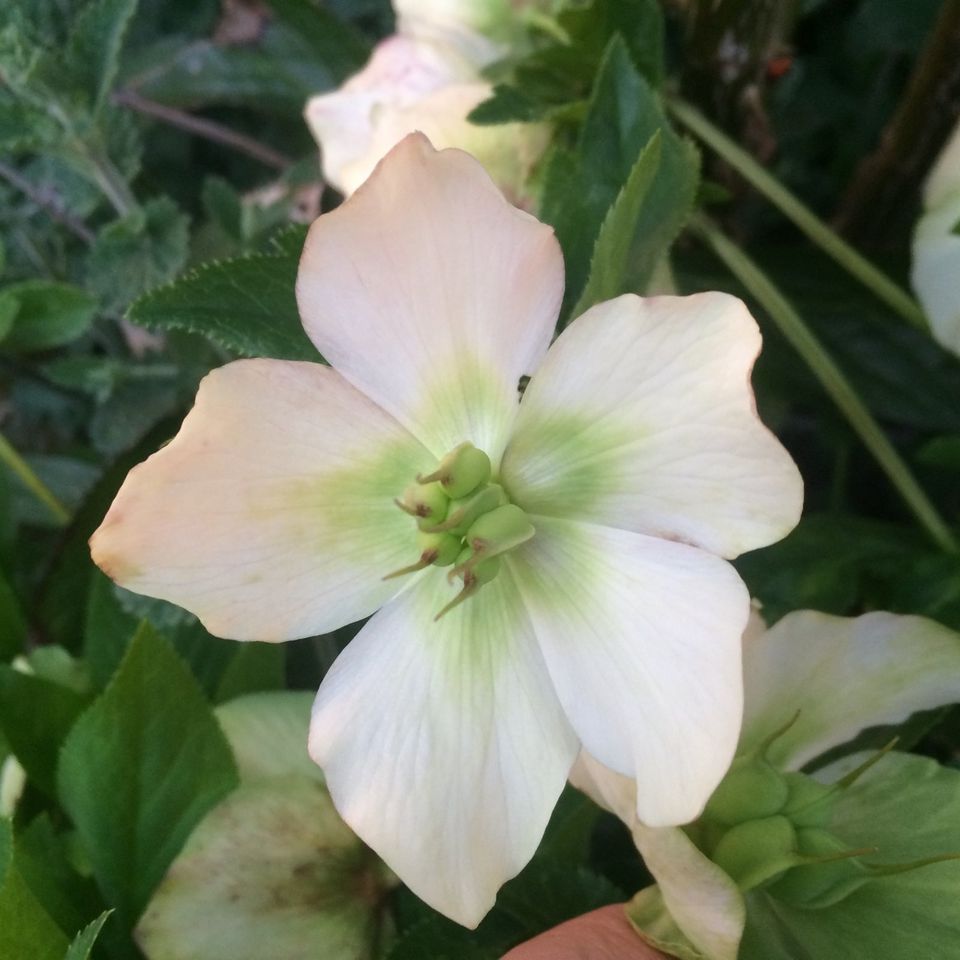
0, 667, 89, 796
572, 130, 662, 315
468, 84, 544, 125
57, 623, 238, 925
385, 920, 496, 960
127, 244, 318, 361
213, 642, 285, 704
0, 570, 27, 661
15, 816, 104, 940
87, 197, 190, 312
0, 819, 68, 960
496, 863, 623, 939
542, 37, 697, 318
64, 0, 139, 112
0, 281, 96, 352
65, 910, 112, 960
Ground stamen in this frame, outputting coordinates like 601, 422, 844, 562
382, 551, 437, 581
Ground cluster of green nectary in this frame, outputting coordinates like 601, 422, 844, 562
689, 732, 943, 910
387, 442, 535, 620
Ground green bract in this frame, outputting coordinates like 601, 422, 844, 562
573, 609, 960, 960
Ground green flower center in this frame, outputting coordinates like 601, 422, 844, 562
384, 442, 534, 619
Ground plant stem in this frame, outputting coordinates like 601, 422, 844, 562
0, 433, 71, 526
86, 148, 138, 217
113, 89, 292, 171
834, 0, 960, 242
0, 160, 95, 244
691, 214, 957, 553
669, 97, 929, 330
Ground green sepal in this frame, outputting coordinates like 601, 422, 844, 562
712, 816, 797, 892
766, 828, 872, 909
703, 756, 790, 827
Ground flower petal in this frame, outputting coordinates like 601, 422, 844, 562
296, 132, 564, 461
501, 293, 803, 558
740, 610, 960, 771
304, 35, 469, 196
572, 752, 746, 960
336, 82, 550, 206
136, 776, 387, 960
510, 517, 748, 826
91, 359, 432, 642
628, 825, 746, 960
911, 191, 960, 356
308, 568, 578, 927
215, 692, 319, 784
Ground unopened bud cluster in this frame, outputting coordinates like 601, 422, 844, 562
387, 442, 534, 619
691, 733, 923, 910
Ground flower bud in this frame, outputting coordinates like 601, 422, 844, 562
703, 755, 789, 826
712, 815, 797, 891
781, 771, 835, 828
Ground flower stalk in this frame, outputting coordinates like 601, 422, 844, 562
670, 97, 929, 330
691, 213, 958, 553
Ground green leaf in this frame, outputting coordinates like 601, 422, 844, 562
64, 0, 138, 112
0, 666, 89, 796
468, 84, 544, 125
0, 819, 68, 960
57, 622, 238, 925
87, 197, 190, 312
15, 816, 103, 942
743, 753, 960, 960
127, 245, 319, 361
386, 921, 496, 960
0, 570, 27, 661
212, 643, 285, 704
572, 130, 662, 316
0, 281, 96, 352
0, 98, 62, 152
542, 37, 698, 318
65, 910, 112, 960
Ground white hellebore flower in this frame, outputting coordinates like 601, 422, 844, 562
90, 133, 802, 927
304, 3, 549, 199
912, 120, 960, 356
573, 609, 960, 960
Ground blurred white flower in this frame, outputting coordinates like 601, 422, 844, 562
911, 121, 960, 356
305, 1, 552, 200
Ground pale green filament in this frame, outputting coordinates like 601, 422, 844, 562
384, 442, 534, 617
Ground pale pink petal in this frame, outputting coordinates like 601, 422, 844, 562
91, 359, 431, 641
296, 132, 564, 462
501, 293, 803, 558
308, 568, 578, 927
510, 516, 747, 826
304, 35, 469, 195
